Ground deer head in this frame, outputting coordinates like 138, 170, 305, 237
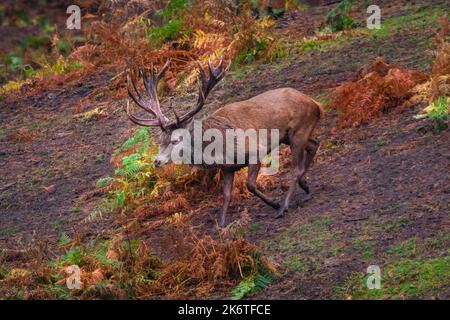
125, 58, 226, 167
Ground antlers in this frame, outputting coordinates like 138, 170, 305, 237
125, 60, 170, 128
125, 58, 226, 130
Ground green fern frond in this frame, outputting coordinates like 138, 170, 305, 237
58, 232, 71, 247
115, 153, 149, 180
96, 176, 114, 188
61, 247, 84, 265
254, 272, 272, 290
95, 243, 120, 268
115, 190, 126, 208
230, 272, 272, 300
116, 127, 149, 154
231, 276, 256, 300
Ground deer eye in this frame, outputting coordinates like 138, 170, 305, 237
171, 137, 182, 144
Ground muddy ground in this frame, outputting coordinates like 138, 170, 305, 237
0, 0, 448, 299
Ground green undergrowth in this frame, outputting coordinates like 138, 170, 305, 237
90, 127, 158, 218
230, 250, 273, 300
369, 5, 446, 38
427, 96, 449, 132
335, 233, 450, 299
337, 256, 449, 299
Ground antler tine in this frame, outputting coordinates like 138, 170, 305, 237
126, 70, 156, 116
124, 100, 162, 127
142, 60, 171, 115
124, 60, 172, 129
216, 56, 225, 77
157, 60, 171, 80
142, 67, 156, 102
207, 59, 213, 80
172, 108, 181, 127
212, 56, 225, 79
166, 58, 227, 128
128, 69, 143, 100
196, 62, 208, 105
202, 57, 225, 98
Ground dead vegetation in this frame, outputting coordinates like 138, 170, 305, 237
332, 15, 449, 128
0, 190, 276, 299
1, 0, 283, 102
0, 125, 278, 299
332, 57, 428, 127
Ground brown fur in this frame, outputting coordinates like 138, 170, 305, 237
200, 87, 322, 226
212, 87, 322, 141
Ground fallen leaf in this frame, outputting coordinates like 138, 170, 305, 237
42, 185, 56, 193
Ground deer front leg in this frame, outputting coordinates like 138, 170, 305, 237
247, 164, 280, 209
219, 170, 235, 227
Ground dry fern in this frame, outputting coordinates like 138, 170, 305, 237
333, 57, 428, 126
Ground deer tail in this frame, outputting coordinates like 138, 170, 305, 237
312, 99, 325, 119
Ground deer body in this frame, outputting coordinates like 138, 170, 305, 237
212, 87, 321, 137
125, 60, 322, 226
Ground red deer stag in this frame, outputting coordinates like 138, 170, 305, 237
124, 59, 322, 227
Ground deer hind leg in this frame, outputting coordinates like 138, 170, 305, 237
219, 169, 235, 227
275, 133, 309, 219
298, 138, 319, 194
247, 164, 280, 209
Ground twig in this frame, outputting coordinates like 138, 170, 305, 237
343, 216, 370, 222
110, 70, 124, 82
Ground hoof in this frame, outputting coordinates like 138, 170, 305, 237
218, 218, 226, 228
274, 207, 286, 219
302, 193, 312, 203
299, 179, 310, 194
214, 208, 226, 227
271, 201, 281, 210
